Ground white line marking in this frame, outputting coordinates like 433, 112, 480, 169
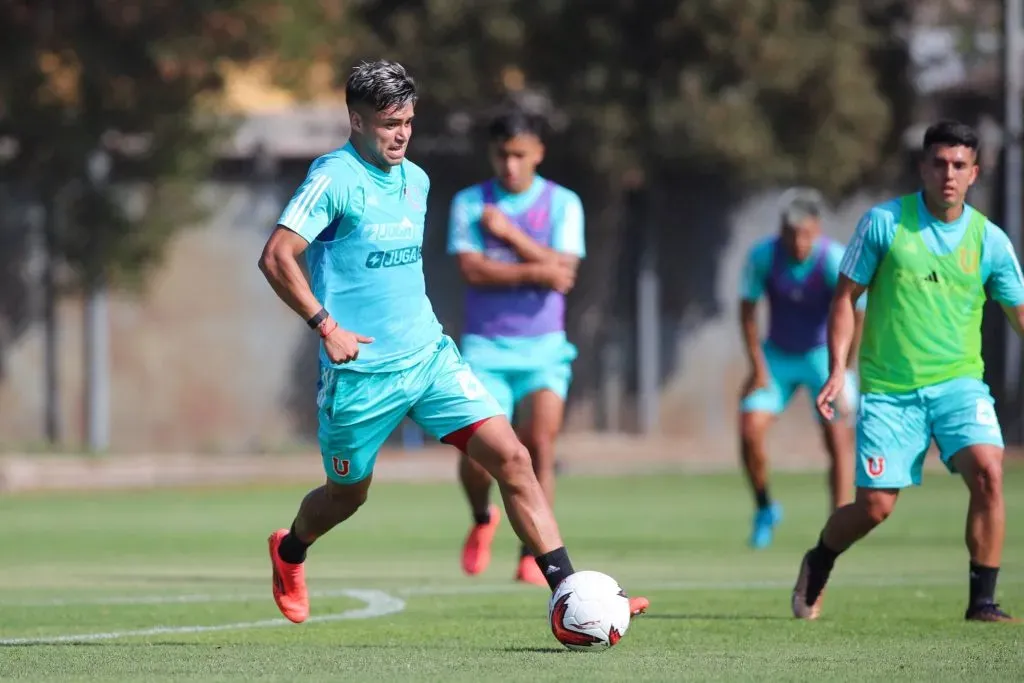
0, 589, 404, 646
5, 574, 1015, 608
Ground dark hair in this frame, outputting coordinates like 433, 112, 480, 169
923, 120, 979, 154
488, 108, 546, 142
345, 60, 417, 112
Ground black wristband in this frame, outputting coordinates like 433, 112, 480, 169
306, 307, 328, 329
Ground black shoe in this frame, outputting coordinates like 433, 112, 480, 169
964, 602, 1020, 623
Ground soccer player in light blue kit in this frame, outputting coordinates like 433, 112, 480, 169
739, 188, 863, 549
794, 121, 1022, 622
448, 110, 584, 586
257, 61, 648, 623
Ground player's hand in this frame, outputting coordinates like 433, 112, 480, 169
537, 260, 576, 294
741, 367, 769, 398
480, 205, 513, 241
816, 370, 846, 422
323, 326, 374, 364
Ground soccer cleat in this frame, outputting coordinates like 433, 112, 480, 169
965, 602, 1020, 623
749, 502, 783, 549
628, 595, 650, 618
515, 554, 548, 586
791, 551, 827, 620
461, 504, 501, 576
268, 528, 309, 624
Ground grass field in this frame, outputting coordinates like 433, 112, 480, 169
1, 467, 1023, 682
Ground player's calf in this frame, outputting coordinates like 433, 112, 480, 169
954, 445, 1013, 620
465, 417, 573, 590
793, 488, 897, 619
269, 477, 371, 623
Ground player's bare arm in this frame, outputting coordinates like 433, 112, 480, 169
816, 275, 866, 420
455, 251, 574, 294
739, 299, 768, 396
848, 308, 866, 368
1000, 303, 1024, 337
258, 225, 373, 363
481, 205, 577, 268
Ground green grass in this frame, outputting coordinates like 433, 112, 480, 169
1, 469, 1023, 682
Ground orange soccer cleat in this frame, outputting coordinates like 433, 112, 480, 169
268, 528, 310, 624
461, 504, 501, 576
515, 554, 549, 587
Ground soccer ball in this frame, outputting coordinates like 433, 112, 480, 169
548, 570, 631, 651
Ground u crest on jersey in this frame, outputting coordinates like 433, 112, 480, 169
958, 248, 979, 275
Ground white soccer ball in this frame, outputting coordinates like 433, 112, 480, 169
548, 570, 631, 651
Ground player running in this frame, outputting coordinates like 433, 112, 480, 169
257, 60, 648, 622
793, 120, 1023, 622
739, 188, 863, 549
447, 109, 583, 585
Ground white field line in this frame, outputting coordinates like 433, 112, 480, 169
2, 574, 1019, 645
0, 589, 404, 646
2, 572, 1012, 608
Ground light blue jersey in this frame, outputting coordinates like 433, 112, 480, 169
841, 192, 1024, 489
447, 176, 584, 416
277, 143, 503, 484
278, 142, 442, 372
741, 238, 845, 302
739, 236, 861, 418
447, 176, 585, 372
840, 192, 1024, 306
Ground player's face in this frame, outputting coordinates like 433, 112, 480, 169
489, 134, 544, 193
350, 102, 415, 168
781, 217, 820, 262
919, 144, 978, 210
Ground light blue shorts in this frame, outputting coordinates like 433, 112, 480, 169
855, 377, 1003, 489
740, 342, 858, 420
316, 335, 503, 484
471, 364, 572, 420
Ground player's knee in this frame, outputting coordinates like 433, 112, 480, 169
739, 415, 767, 447
520, 431, 556, 464
324, 479, 370, 511
968, 453, 1004, 503
857, 492, 896, 526
493, 441, 533, 488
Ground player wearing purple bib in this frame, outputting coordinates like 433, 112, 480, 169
739, 188, 864, 549
448, 110, 584, 586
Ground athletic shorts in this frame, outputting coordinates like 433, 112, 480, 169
316, 335, 503, 484
855, 377, 1003, 489
740, 342, 858, 420
467, 364, 572, 420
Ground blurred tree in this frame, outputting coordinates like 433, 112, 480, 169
0, 0, 279, 442
0, 0, 283, 291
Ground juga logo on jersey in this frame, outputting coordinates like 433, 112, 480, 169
365, 246, 422, 269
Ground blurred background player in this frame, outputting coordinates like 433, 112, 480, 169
447, 109, 585, 586
258, 62, 648, 621
738, 188, 864, 549
795, 120, 1024, 623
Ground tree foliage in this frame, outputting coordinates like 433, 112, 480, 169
0, 0, 272, 289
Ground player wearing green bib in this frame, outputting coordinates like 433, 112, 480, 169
792, 121, 1024, 623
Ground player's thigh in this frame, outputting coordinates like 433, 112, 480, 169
855, 391, 930, 489
926, 377, 1005, 474
317, 366, 409, 484
467, 365, 515, 421
512, 363, 571, 440
740, 345, 797, 416
409, 336, 505, 443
